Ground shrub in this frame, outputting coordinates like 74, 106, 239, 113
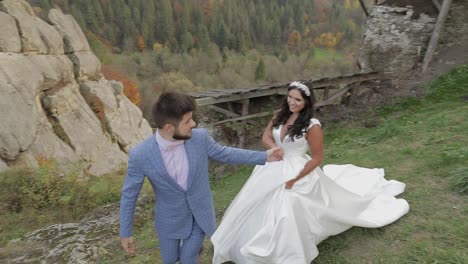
0, 158, 122, 216
101, 65, 142, 107
449, 167, 468, 195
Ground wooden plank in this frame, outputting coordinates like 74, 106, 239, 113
308, 72, 380, 89
205, 104, 261, 127
207, 105, 239, 118
205, 83, 361, 125
209, 111, 274, 126
207, 90, 349, 126
358, 0, 369, 17
192, 72, 381, 106
422, 0, 452, 73
195, 88, 286, 106
323, 86, 330, 100
238, 99, 250, 148
315, 85, 352, 108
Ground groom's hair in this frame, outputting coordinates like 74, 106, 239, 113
152, 92, 196, 128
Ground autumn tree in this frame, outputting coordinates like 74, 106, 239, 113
201, 0, 212, 20
313, 32, 344, 49
288, 30, 302, 49
136, 35, 146, 52
101, 65, 142, 107
31, 0, 360, 54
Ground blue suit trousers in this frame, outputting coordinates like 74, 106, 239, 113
158, 218, 205, 264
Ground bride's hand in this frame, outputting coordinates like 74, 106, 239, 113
266, 147, 284, 162
285, 179, 297, 189
273, 147, 284, 160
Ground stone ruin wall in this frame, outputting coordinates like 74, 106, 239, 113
358, 4, 436, 78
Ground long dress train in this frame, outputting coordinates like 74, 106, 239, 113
211, 118, 409, 264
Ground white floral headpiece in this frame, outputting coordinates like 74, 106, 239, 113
289, 81, 311, 96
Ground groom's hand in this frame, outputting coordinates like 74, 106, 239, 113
121, 237, 135, 254
266, 146, 284, 162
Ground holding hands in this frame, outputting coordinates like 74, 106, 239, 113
266, 147, 299, 188
266, 146, 284, 162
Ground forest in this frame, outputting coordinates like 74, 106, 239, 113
28, 0, 370, 118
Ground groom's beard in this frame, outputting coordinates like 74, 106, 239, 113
173, 129, 192, 140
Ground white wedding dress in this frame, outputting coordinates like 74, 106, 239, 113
211, 118, 409, 264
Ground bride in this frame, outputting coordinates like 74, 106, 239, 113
211, 81, 410, 264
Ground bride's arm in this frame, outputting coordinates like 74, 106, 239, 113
285, 124, 323, 188
262, 117, 277, 149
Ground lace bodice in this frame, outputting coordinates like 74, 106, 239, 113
272, 118, 321, 157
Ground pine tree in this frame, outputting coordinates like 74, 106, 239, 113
120, 4, 137, 49
92, 0, 105, 27
85, 0, 99, 32
255, 59, 266, 81
194, 24, 210, 51
270, 17, 282, 46
180, 31, 193, 52
214, 20, 228, 50
132, 6, 141, 30
140, 0, 156, 47
156, 0, 175, 45
41, 0, 357, 54
70, 4, 86, 31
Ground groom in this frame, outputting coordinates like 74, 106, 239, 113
120, 92, 282, 264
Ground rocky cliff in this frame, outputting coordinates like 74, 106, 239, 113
357, 4, 436, 77
0, 0, 153, 176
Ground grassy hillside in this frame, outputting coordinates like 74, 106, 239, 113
108, 64, 467, 263
1, 65, 467, 263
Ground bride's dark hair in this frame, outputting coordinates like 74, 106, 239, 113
272, 82, 316, 141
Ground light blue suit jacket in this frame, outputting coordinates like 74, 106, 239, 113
120, 128, 267, 239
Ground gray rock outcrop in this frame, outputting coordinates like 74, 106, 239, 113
0, 0, 153, 175
357, 5, 436, 77
0, 11, 21, 52
0, 0, 64, 54
0, 158, 7, 172
79, 80, 153, 153
48, 8, 90, 53
0, 196, 154, 263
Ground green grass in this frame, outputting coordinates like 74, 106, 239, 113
117, 66, 468, 263
0, 165, 153, 247
107, 165, 256, 264
1, 65, 467, 263
313, 47, 345, 61
314, 64, 468, 263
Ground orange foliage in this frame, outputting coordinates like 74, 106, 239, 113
89, 95, 106, 121
313, 32, 344, 49
314, 0, 328, 22
136, 35, 146, 52
36, 154, 55, 171
101, 65, 142, 107
288, 30, 302, 48
201, 0, 212, 19
174, 1, 184, 19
